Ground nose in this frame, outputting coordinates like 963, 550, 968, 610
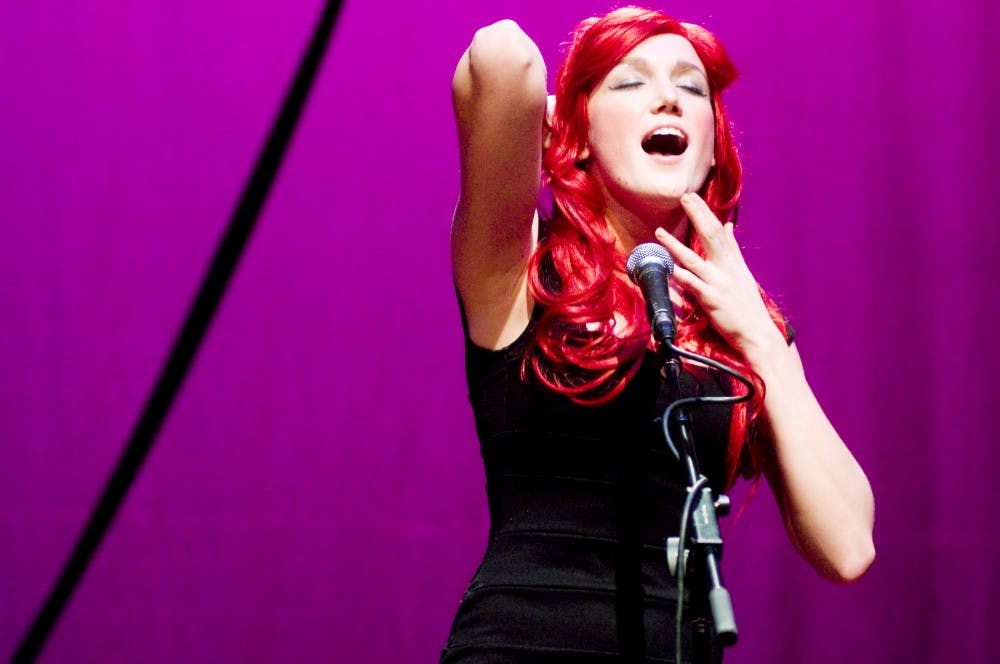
653, 82, 681, 115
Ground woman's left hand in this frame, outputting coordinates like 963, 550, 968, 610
654, 192, 783, 361
659, 193, 875, 583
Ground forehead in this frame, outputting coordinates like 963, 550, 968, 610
617, 33, 704, 73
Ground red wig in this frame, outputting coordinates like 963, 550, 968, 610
527, 6, 788, 485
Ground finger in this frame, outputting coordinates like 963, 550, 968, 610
667, 283, 685, 309
720, 221, 748, 264
654, 226, 707, 276
680, 192, 726, 251
670, 264, 708, 301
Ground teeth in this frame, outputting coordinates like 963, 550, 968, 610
651, 127, 684, 138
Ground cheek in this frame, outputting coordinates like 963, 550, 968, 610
694, 110, 716, 168
587, 99, 634, 153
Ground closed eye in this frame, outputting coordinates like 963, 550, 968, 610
679, 84, 707, 97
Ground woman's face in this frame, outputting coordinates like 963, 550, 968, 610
586, 33, 716, 220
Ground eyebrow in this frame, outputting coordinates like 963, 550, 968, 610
618, 56, 708, 80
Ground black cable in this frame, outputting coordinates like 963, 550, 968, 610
661, 343, 756, 462
662, 343, 755, 663
675, 475, 709, 664
10, 2, 345, 662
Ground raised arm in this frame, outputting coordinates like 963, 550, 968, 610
451, 20, 547, 348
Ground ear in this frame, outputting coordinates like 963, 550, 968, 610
579, 144, 590, 160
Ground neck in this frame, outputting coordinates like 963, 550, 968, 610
604, 196, 689, 253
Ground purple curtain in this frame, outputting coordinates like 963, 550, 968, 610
1, 1, 996, 662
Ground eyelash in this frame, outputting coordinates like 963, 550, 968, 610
679, 84, 707, 97
612, 80, 707, 96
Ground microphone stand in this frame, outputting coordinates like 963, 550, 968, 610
658, 342, 738, 661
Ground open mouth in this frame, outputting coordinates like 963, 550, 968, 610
641, 127, 688, 156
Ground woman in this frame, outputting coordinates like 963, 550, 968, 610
444, 7, 874, 662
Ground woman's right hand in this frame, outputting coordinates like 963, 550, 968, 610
543, 94, 555, 149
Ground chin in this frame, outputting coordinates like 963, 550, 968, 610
650, 189, 688, 207
648, 176, 697, 199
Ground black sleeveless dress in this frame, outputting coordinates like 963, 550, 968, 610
441, 310, 738, 663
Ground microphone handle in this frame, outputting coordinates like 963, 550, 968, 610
637, 265, 676, 344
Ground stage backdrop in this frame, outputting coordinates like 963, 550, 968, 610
1, 1, 997, 662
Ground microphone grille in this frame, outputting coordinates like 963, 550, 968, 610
626, 243, 674, 283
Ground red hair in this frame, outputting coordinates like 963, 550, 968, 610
526, 6, 787, 485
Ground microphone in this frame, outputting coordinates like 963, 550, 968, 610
626, 243, 676, 345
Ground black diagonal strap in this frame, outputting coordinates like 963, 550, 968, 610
12, 2, 345, 661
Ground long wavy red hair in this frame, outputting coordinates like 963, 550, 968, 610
527, 6, 787, 485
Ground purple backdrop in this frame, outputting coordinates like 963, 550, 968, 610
1, 1, 997, 662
